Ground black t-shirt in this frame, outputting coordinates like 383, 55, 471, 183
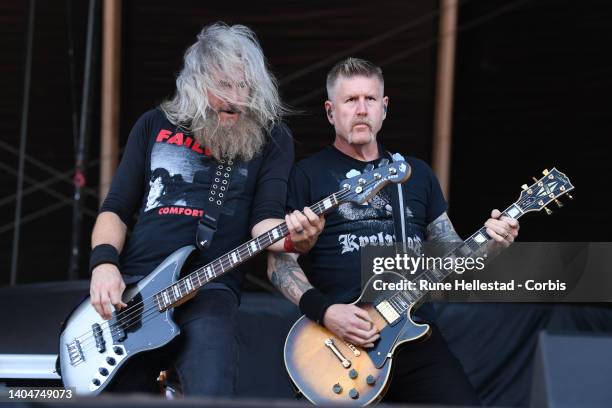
287, 144, 447, 319
100, 108, 294, 296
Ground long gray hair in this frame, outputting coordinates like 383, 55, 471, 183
160, 23, 284, 133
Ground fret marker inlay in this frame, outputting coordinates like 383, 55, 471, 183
474, 233, 487, 244
507, 206, 521, 218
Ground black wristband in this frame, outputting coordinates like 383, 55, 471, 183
299, 288, 333, 324
89, 244, 120, 274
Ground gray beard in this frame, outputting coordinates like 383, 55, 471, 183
194, 110, 267, 161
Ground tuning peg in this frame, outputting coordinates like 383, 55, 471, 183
521, 184, 529, 191
542, 169, 549, 176
543, 206, 553, 215
554, 199, 563, 208
378, 158, 389, 167
567, 193, 573, 200
364, 164, 375, 172
532, 177, 539, 183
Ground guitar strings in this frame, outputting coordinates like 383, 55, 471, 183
75, 184, 563, 360
88, 167, 545, 358
72, 186, 354, 353
68, 185, 360, 352
73, 187, 542, 358
78, 176, 548, 353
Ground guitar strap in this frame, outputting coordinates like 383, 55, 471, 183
195, 157, 236, 251
385, 151, 409, 253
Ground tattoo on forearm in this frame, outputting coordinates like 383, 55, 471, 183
426, 213, 462, 243
270, 253, 313, 305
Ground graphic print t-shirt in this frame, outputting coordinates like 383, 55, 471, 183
287, 145, 447, 313
100, 109, 294, 295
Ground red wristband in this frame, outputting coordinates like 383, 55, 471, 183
284, 235, 296, 252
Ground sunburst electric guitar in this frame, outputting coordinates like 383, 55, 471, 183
58, 159, 411, 396
284, 168, 574, 406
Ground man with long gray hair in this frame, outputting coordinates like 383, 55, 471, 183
88, 22, 323, 396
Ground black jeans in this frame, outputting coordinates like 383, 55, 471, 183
107, 286, 239, 397
383, 324, 481, 406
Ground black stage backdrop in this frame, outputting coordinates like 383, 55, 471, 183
0, 0, 610, 285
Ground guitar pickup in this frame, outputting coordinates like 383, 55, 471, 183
375, 301, 400, 325
92, 323, 106, 353
111, 323, 126, 343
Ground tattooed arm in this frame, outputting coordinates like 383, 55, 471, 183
267, 252, 380, 347
426, 212, 462, 243
267, 252, 313, 305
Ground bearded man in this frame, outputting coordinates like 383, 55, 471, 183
88, 22, 322, 396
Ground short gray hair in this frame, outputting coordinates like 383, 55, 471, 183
326, 57, 384, 100
160, 22, 284, 133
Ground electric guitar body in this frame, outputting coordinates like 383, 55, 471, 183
285, 271, 430, 405
58, 246, 194, 394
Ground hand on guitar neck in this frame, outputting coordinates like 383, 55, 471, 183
484, 208, 520, 248
322, 304, 380, 348
285, 206, 326, 253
